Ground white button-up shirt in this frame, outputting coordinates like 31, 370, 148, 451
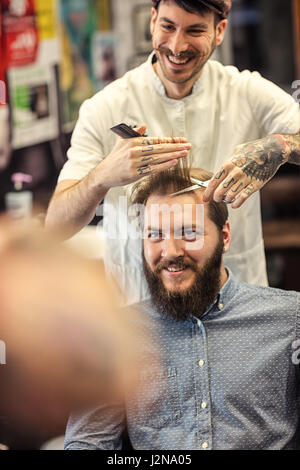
58, 53, 300, 304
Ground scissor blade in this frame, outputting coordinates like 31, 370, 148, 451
170, 180, 209, 197
190, 178, 209, 188
170, 184, 203, 197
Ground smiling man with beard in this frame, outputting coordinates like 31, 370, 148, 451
141, 183, 227, 321
65, 168, 300, 450
143, 238, 224, 321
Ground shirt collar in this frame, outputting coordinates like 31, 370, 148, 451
200, 268, 239, 320
146, 51, 207, 102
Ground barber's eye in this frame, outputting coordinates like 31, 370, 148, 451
162, 24, 174, 31
188, 29, 203, 35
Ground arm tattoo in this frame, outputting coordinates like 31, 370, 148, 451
232, 135, 285, 183
283, 133, 300, 165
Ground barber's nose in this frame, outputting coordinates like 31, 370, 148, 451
161, 237, 184, 259
168, 30, 189, 55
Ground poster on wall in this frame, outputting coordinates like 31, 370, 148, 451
8, 63, 59, 149
91, 32, 117, 91
112, 0, 153, 77
2, 0, 61, 149
1, 0, 39, 69
34, 0, 61, 65
59, 0, 98, 131
96, 0, 112, 31
133, 4, 152, 54
2, 0, 61, 67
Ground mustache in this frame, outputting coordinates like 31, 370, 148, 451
154, 258, 198, 274
155, 46, 199, 59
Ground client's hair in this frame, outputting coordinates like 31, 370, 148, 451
131, 166, 228, 231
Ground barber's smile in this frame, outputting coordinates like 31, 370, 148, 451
166, 54, 194, 68
159, 48, 197, 69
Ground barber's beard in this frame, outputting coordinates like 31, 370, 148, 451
153, 36, 217, 85
143, 237, 224, 322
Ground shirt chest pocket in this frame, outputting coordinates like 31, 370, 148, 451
129, 367, 182, 429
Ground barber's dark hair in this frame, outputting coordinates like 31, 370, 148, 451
131, 166, 228, 231
152, 0, 223, 25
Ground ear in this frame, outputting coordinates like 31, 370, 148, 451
150, 7, 158, 36
215, 19, 227, 46
222, 220, 231, 254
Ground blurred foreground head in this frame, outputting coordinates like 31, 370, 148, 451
0, 218, 142, 435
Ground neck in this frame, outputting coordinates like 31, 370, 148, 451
219, 263, 228, 289
154, 62, 203, 100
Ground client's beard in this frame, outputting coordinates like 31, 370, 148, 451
143, 237, 224, 322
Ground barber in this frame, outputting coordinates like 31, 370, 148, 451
46, 0, 300, 303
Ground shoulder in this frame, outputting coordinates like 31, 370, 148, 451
206, 60, 255, 83
205, 60, 278, 93
235, 280, 299, 306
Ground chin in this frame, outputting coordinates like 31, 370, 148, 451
163, 280, 193, 294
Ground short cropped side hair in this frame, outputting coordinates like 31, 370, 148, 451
131, 167, 228, 231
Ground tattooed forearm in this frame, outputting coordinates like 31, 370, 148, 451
280, 133, 300, 165
232, 135, 286, 183
207, 132, 299, 208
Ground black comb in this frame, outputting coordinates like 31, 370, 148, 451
110, 123, 141, 139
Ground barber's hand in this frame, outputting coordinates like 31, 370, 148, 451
98, 125, 192, 188
203, 135, 288, 208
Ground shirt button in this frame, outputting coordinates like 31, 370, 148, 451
199, 360, 205, 367
218, 303, 224, 310
201, 401, 207, 409
202, 442, 208, 450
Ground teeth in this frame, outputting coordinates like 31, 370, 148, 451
168, 55, 190, 65
167, 267, 184, 272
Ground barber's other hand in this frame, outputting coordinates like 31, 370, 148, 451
98, 125, 192, 188
203, 135, 288, 208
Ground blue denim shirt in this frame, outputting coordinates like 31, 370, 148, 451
65, 271, 300, 450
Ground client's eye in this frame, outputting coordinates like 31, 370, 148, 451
147, 230, 163, 241
184, 229, 197, 241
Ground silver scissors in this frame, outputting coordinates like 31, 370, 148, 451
170, 177, 209, 196
171, 177, 234, 204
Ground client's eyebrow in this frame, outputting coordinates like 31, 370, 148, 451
182, 225, 198, 230
159, 17, 209, 30
146, 226, 161, 232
